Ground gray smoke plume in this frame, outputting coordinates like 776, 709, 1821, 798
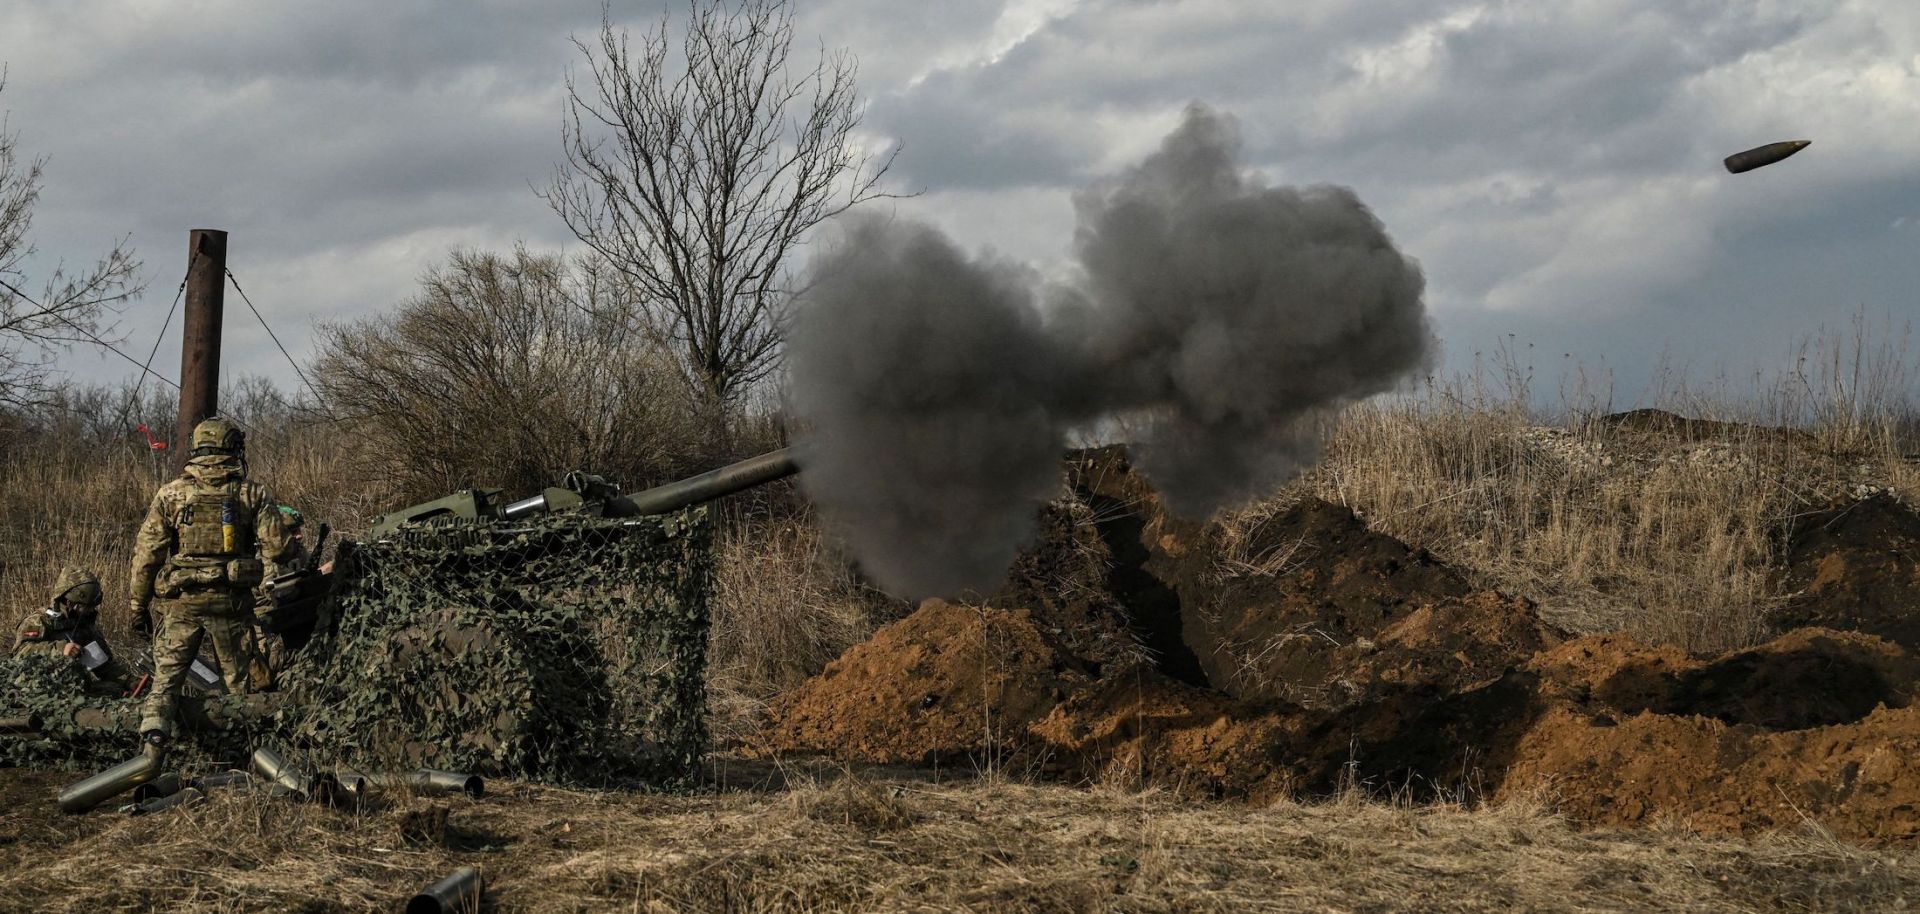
789, 104, 1433, 600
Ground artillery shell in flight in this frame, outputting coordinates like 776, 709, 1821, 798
1724, 140, 1811, 174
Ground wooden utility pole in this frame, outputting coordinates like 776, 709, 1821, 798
174, 229, 226, 471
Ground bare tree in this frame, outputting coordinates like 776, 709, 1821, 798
545, 0, 898, 409
0, 73, 143, 407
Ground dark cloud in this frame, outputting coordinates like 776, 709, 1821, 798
0, 0, 1911, 409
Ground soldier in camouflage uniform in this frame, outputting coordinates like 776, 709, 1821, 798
129, 417, 292, 747
248, 503, 311, 688
11, 566, 135, 694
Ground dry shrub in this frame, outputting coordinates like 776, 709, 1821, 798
707, 511, 897, 742
311, 247, 721, 504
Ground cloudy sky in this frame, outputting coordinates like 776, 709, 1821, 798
2, 0, 1916, 409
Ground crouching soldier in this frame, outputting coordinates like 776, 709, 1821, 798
12, 566, 136, 695
128, 417, 293, 750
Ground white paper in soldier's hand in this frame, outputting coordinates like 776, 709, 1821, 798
79, 640, 111, 671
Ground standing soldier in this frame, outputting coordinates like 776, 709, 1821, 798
128, 417, 292, 749
12, 566, 136, 695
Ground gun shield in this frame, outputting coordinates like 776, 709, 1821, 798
58, 751, 164, 813
407, 866, 484, 914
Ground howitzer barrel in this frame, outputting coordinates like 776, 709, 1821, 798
607, 447, 798, 517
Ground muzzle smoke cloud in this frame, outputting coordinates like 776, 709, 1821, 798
788, 104, 1434, 600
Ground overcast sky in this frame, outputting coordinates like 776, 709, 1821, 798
2, 0, 1916, 411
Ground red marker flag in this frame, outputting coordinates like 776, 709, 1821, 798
136, 424, 167, 450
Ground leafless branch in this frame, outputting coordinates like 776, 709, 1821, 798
543, 0, 903, 409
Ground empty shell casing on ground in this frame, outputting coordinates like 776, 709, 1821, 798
126, 787, 205, 816
57, 751, 163, 813
367, 769, 486, 798
0, 715, 40, 734
249, 747, 315, 796
406, 866, 484, 914
131, 772, 183, 803
1724, 140, 1811, 173
190, 770, 254, 791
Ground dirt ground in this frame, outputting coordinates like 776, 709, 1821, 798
4, 763, 1919, 914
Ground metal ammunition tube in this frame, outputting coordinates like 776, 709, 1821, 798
131, 772, 184, 803
190, 770, 254, 791
368, 768, 485, 798
57, 751, 164, 813
0, 714, 40, 734
249, 747, 315, 797
406, 866, 484, 914
333, 767, 372, 799
127, 787, 205, 816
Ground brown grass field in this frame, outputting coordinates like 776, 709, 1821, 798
5, 764, 1920, 913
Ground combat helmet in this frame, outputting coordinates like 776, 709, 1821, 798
189, 416, 245, 457
52, 566, 102, 608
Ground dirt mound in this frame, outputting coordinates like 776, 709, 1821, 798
1776, 494, 1920, 650
1501, 705, 1920, 842
992, 500, 1146, 673
1028, 672, 1296, 801
762, 451, 1920, 842
1493, 628, 1920, 841
1534, 628, 1920, 731
1062, 447, 1477, 704
759, 600, 1091, 763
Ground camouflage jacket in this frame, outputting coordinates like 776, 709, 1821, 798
129, 456, 294, 611
12, 610, 135, 692
12, 608, 102, 658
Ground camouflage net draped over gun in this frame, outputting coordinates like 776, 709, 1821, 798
2, 511, 716, 786
277, 510, 715, 785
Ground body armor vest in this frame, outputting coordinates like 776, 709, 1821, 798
176, 484, 251, 559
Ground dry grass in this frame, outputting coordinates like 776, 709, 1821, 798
1204, 324, 1920, 653
1, 766, 1915, 913
707, 512, 898, 743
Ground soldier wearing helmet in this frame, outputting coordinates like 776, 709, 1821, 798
128, 416, 293, 748
12, 566, 135, 694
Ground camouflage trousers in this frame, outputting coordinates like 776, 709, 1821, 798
137, 593, 253, 736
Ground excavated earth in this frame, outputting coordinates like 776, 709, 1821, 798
762, 447, 1920, 844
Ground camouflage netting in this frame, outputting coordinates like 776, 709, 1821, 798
3, 510, 716, 786
276, 510, 715, 785
0, 652, 270, 771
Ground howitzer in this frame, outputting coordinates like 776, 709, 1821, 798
367, 447, 799, 538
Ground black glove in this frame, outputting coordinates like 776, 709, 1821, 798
130, 601, 154, 640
